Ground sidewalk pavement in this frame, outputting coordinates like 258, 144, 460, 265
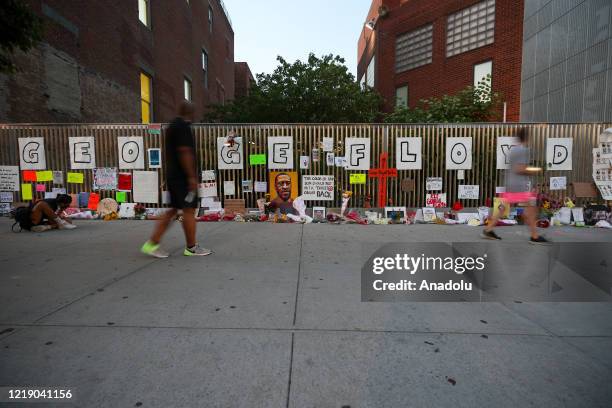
1, 219, 611, 407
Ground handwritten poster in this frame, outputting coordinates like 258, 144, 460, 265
67, 172, 84, 184
301, 175, 334, 201
546, 138, 573, 171
458, 185, 480, 200
198, 182, 217, 198
118, 173, 132, 191
93, 167, 118, 190
0, 166, 20, 191
224, 180, 236, 196
426, 193, 447, 208
496, 136, 520, 170
426, 177, 443, 191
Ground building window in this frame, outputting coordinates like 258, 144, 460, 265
208, 5, 213, 33
138, 0, 150, 27
140, 72, 152, 124
395, 24, 433, 73
446, 0, 495, 57
396, 86, 408, 108
474, 60, 492, 101
202, 49, 209, 88
184, 77, 192, 101
366, 55, 375, 88
473, 60, 492, 87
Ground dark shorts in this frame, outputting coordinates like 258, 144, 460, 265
168, 179, 198, 210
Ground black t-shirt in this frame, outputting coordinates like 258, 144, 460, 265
165, 117, 196, 181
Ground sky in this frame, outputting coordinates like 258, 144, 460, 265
222, 0, 373, 80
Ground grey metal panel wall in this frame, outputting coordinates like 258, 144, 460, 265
521, 0, 612, 122
0, 123, 609, 209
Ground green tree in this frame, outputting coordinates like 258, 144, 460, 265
0, 0, 43, 73
384, 76, 503, 123
205, 54, 382, 123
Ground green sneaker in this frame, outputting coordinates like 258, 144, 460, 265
141, 241, 170, 258
183, 244, 212, 256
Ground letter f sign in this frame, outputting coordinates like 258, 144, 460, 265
350, 144, 365, 166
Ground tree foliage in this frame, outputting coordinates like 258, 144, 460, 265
384, 76, 503, 123
205, 54, 382, 123
0, 0, 43, 73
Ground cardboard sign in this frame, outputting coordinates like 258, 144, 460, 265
202, 170, 216, 181
254, 181, 267, 193
52, 171, 63, 185
249, 154, 266, 165
322, 137, 333, 152
21, 184, 33, 200
198, 181, 217, 198
302, 175, 334, 201
426, 177, 442, 191
115, 191, 127, 203
132, 171, 158, 204
22, 170, 37, 182
400, 178, 415, 193
224, 199, 246, 215
426, 193, 447, 208
0, 166, 20, 191
36, 171, 53, 182
458, 185, 479, 200
118, 173, 132, 191
93, 168, 118, 191
550, 176, 567, 191
224, 180, 235, 196
350, 173, 366, 184
67, 172, 84, 184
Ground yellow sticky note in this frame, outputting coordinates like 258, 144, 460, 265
36, 170, 53, 182
21, 184, 33, 200
350, 173, 366, 184
67, 172, 84, 184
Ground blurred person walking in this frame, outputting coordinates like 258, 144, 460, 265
482, 128, 550, 244
141, 101, 211, 258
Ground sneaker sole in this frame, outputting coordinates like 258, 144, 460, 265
141, 250, 169, 259
183, 251, 213, 257
528, 240, 552, 246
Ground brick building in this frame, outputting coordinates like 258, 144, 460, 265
0, 0, 236, 123
357, 0, 524, 121
234, 62, 255, 99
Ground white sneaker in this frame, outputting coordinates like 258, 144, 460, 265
183, 244, 212, 256
31, 224, 53, 233
57, 218, 77, 230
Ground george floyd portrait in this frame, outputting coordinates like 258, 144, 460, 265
269, 171, 299, 215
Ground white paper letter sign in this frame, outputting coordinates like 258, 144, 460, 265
546, 138, 573, 170
396, 137, 422, 170
268, 136, 294, 169
118, 136, 144, 169
345, 137, 370, 170
496, 136, 520, 170
217, 137, 243, 170
18, 137, 46, 170
446, 137, 472, 170
69, 136, 96, 169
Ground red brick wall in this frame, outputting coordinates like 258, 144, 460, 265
357, 0, 524, 121
1, 0, 235, 123
234, 62, 254, 99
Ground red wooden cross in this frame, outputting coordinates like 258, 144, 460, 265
368, 152, 397, 207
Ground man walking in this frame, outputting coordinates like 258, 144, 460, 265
482, 128, 549, 244
141, 101, 211, 257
